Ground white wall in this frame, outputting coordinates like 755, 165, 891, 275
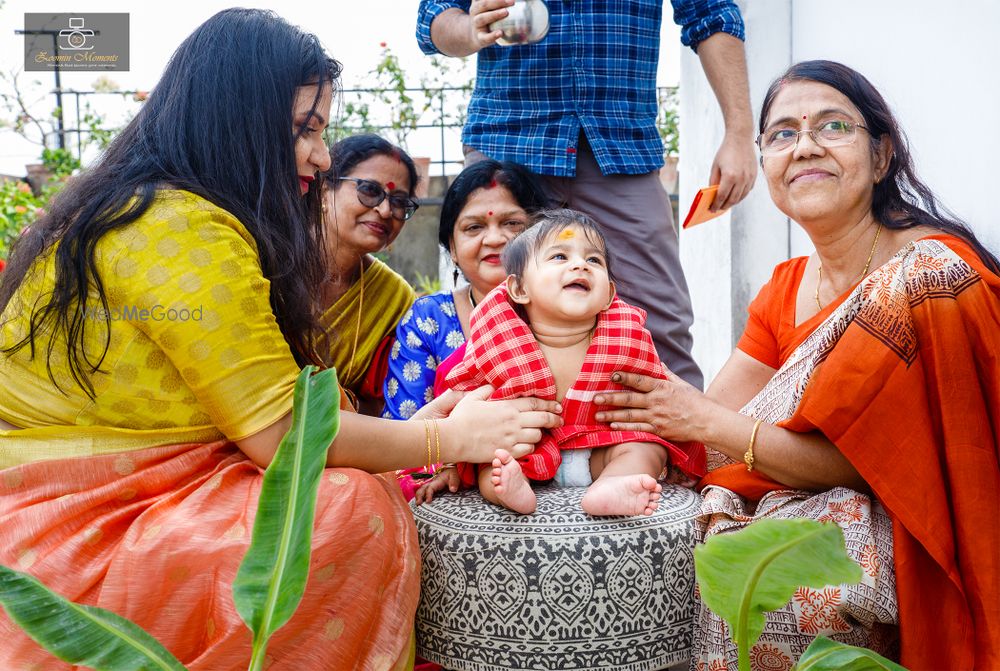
680, 0, 1000, 383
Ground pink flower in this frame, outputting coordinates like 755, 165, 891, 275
380, 41, 387, 48
14, 205, 27, 214
35, 208, 46, 217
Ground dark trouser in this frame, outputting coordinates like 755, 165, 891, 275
464, 137, 703, 389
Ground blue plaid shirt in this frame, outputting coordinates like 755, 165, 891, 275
417, 0, 745, 177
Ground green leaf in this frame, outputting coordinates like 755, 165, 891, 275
233, 366, 340, 671
795, 636, 908, 670
694, 519, 863, 671
0, 564, 187, 671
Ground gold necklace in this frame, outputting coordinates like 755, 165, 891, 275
815, 223, 882, 311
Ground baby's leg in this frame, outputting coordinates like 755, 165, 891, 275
479, 449, 537, 514
580, 442, 666, 516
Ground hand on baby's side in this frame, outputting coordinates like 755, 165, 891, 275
441, 385, 562, 464
594, 365, 713, 443
414, 466, 461, 505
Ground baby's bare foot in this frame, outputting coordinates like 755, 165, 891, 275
581, 474, 662, 516
491, 449, 536, 514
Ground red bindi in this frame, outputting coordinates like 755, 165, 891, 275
802, 115, 807, 120
488, 178, 498, 188
386, 181, 395, 190
488, 211, 493, 216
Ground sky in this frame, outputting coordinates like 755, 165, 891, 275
0, 2, 683, 176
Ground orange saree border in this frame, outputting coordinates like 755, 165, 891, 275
0, 440, 420, 669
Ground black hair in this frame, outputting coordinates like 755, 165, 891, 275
438, 159, 551, 250
325, 133, 419, 197
501, 208, 616, 284
0, 9, 341, 396
760, 59, 999, 273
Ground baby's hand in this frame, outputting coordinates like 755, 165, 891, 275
414, 466, 461, 505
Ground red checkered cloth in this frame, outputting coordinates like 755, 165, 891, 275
445, 284, 706, 486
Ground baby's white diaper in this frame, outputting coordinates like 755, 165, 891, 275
554, 449, 593, 487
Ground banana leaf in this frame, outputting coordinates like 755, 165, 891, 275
0, 564, 187, 670
795, 635, 907, 670
232, 366, 340, 671
694, 518, 863, 671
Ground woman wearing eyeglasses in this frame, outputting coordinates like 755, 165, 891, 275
593, 60, 1000, 668
317, 134, 420, 414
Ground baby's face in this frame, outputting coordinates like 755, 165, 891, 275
517, 225, 613, 323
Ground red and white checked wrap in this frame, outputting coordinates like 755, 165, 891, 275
445, 284, 706, 486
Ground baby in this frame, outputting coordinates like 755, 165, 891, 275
436, 209, 704, 516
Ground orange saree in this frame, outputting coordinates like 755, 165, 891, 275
699, 235, 999, 669
0, 441, 419, 669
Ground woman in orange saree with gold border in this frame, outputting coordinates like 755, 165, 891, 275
594, 60, 999, 670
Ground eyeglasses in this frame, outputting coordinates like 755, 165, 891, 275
336, 178, 419, 221
756, 119, 869, 156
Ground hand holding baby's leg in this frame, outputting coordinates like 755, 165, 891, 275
581, 442, 666, 516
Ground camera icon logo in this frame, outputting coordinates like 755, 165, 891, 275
58, 17, 94, 51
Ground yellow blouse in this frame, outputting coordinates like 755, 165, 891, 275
0, 190, 301, 466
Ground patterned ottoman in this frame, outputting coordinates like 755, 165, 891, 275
412, 483, 702, 671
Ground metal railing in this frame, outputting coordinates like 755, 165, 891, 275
40, 85, 680, 185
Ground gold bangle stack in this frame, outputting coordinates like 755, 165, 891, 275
433, 419, 441, 465
423, 419, 442, 468
744, 418, 763, 472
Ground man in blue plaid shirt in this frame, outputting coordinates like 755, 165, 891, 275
417, 0, 757, 389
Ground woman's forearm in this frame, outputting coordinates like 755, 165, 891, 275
699, 405, 868, 492
237, 409, 456, 473
329, 412, 456, 472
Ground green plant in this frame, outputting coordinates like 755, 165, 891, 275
414, 271, 442, 296
333, 44, 473, 149
41, 147, 81, 177
0, 178, 46, 257
657, 87, 679, 158
0, 366, 340, 670
694, 518, 906, 671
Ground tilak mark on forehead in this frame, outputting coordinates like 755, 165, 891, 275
557, 228, 575, 240
488, 178, 498, 188
386, 181, 395, 190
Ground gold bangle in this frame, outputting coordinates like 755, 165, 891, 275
433, 419, 441, 465
744, 418, 763, 472
423, 419, 432, 468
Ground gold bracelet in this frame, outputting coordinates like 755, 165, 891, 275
432, 419, 441, 465
423, 419, 432, 468
745, 418, 763, 472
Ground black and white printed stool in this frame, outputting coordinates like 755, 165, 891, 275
412, 483, 702, 671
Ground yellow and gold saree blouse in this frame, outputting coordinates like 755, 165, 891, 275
0, 190, 300, 466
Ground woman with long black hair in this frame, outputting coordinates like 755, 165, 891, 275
0, 9, 559, 669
